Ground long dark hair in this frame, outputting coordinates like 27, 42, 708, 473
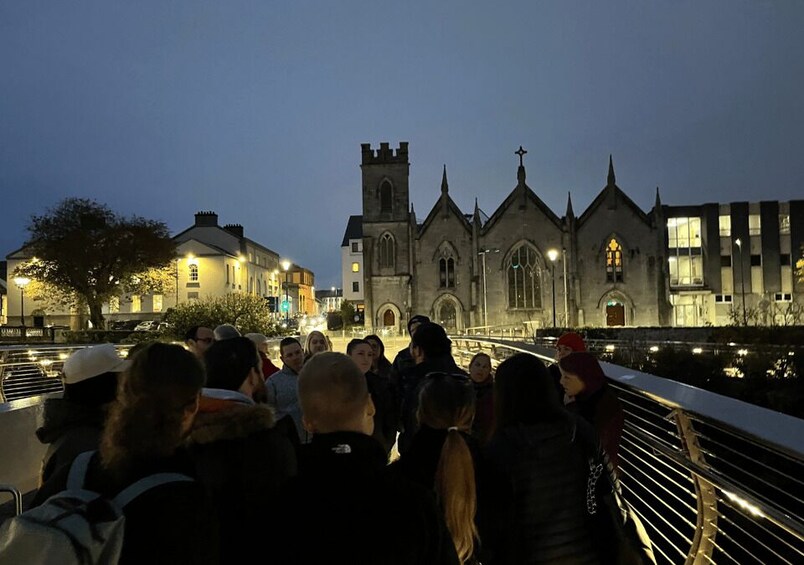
494, 353, 563, 428
417, 374, 478, 564
100, 343, 204, 483
204, 337, 260, 391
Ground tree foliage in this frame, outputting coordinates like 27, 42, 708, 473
340, 300, 356, 328
12, 198, 176, 328
162, 293, 278, 340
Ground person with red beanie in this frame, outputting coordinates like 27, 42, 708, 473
558, 351, 625, 470
547, 332, 588, 400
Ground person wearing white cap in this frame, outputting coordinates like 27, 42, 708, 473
35, 343, 130, 484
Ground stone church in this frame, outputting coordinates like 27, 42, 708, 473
356, 141, 673, 333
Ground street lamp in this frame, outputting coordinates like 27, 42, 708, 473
547, 249, 559, 328
478, 248, 500, 331
735, 238, 747, 326
13, 277, 31, 327
281, 260, 291, 326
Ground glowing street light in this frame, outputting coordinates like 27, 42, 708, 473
547, 249, 559, 328
13, 276, 31, 327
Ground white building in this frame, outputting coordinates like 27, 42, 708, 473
341, 215, 365, 315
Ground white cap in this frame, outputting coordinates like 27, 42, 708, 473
244, 333, 269, 345
63, 344, 130, 385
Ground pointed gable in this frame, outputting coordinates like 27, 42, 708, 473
482, 181, 563, 233
577, 157, 651, 227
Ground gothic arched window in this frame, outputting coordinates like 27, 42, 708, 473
606, 238, 623, 282
188, 264, 199, 282
378, 233, 395, 270
439, 258, 455, 288
507, 245, 542, 309
380, 180, 393, 214
439, 302, 457, 331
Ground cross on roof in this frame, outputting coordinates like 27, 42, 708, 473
515, 145, 527, 167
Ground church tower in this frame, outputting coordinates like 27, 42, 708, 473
360, 142, 415, 332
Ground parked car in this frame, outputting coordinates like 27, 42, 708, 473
133, 320, 159, 331
110, 319, 140, 331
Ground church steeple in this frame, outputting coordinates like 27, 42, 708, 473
441, 165, 448, 195
607, 154, 616, 187
655, 186, 662, 209
566, 191, 575, 219
473, 197, 480, 223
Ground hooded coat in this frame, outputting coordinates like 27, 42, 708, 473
186, 390, 297, 563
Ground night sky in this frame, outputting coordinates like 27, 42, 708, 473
2, 1, 803, 287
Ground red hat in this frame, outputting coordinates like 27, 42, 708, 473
556, 332, 586, 353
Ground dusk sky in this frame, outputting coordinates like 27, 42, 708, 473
2, 1, 802, 288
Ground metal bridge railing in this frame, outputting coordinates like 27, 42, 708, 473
452, 336, 804, 565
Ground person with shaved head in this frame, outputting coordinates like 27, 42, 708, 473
269, 352, 460, 565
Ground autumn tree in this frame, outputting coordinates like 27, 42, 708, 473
162, 293, 277, 339
13, 198, 176, 328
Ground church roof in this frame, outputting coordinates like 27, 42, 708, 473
576, 157, 651, 227
341, 215, 363, 247
482, 181, 563, 232
417, 195, 472, 236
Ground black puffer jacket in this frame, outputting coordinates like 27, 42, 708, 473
269, 431, 459, 565
481, 415, 602, 565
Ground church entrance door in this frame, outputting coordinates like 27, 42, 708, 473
606, 301, 625, 326
382, 309, 395, 327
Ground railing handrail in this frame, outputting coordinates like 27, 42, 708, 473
452, 336, 804, 460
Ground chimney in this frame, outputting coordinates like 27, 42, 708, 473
223, 224, 244, 238
194, 211, 218, 227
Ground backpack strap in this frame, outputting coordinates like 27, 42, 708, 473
65, 450, 96, 490
113, 473, 193, 509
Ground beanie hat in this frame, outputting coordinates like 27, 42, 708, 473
407, 315, 431, 334
411, 322, 452, 358
558, 351, 606, 397
556, 332, 586, 353
63, 344, 130, 385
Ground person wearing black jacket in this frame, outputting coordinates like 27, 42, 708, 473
481, 353, 606, 565
270, 352, 459, 565
397, 322, 467, 454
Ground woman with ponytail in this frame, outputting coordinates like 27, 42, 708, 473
33, 342, 219, 563
392, 373, 482, 564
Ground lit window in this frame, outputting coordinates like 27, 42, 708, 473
352, 262, 360, 273
668, 255, 703, 286
153, 294, 163, 312
749, 214, 761, 236
667, 217, 702, 248
109, 297, 120, 314
131, 295, 141, 313
507, 245, 542, 309
779, 214, 790, 235
189, 264, 199, 282
719, 215, 731, 237
605, 238, 623, 282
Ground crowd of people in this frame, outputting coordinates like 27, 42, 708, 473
20, 318, 652, 564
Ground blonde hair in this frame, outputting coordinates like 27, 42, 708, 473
304, 330, 331, 359
417, 375, 478, 563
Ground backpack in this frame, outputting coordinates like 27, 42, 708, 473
0, 451, 193, 565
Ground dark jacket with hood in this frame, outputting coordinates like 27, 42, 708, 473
472, 377, 495, 445
567, 385, 624, 470
270, 431, 459, 565
36, 397, 107, 484
186, 389, 297, 563
481, 414, 604, 565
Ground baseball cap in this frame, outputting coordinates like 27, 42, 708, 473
63, 344, 131, 385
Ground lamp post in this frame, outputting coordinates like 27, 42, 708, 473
13, 277, 31, 327
477, 248, 500, 331
735, 238, 747, 326
547, 249, 559, 328
281, 260, 291, 326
